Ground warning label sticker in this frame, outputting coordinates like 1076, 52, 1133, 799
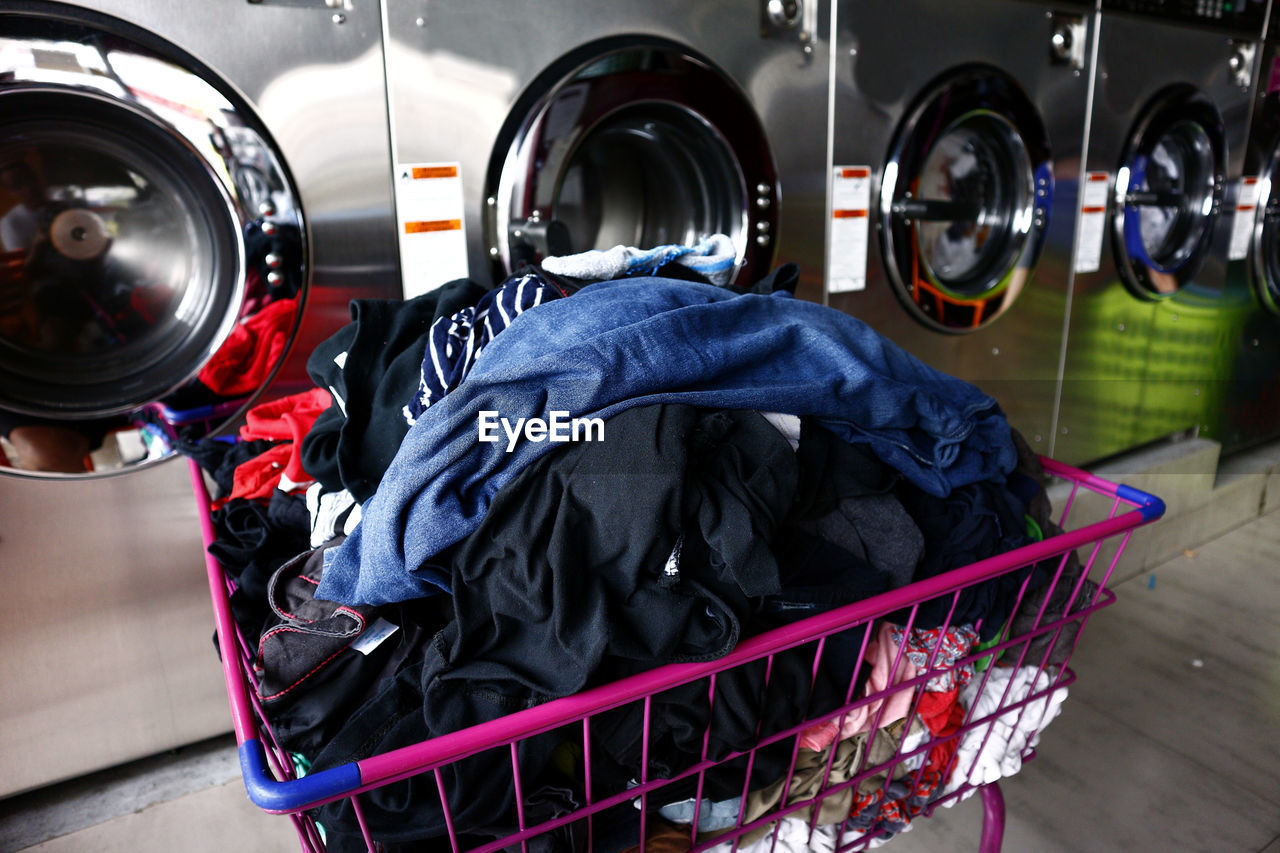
1074, 171, 1110, 274
1227, 176, 1260, 262
395, 161, 469, 299
828, 166, 872, 293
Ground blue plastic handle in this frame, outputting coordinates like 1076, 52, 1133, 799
1115, 483, 1167, 523
239, 740, 361, 812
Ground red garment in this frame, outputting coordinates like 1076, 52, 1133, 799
916, 687, 962, 736
215, 443, 293, 507
198, 298, 298, 396
239, 387, 332, 487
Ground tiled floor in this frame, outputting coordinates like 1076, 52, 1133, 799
3, 511, 1279, 853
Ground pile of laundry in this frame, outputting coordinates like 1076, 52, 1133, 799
186, 236, 1095, 852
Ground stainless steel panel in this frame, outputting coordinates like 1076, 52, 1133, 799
1055, 13, 1258, 464
381, 0, 831, 292
829, 0, 1091, 455
0, 0, 401, 791
0, 461, 227, 797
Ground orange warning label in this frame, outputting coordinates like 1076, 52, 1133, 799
840, 167, 870, 179
411, 166, 459, 179
1080, 206, 1106, 214
405, 219, 462, 234
832, 209, 868, 218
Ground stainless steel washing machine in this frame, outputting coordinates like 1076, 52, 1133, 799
379, 0, 831, 296
1218, 30, 1280, 452
1054, 0, 1267, 464
826, 0, 1095, 458
0, 1, 400, 794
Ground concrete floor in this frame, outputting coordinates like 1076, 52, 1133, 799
2, 509, 1278, 853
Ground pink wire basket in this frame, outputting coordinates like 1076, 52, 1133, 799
189, 455, 1164, 853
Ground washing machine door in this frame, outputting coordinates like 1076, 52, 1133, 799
0, 12, 305, 476
1252, 137, 1280, 315
487, 39, 778, 286
879, 66, 1052, 332
1113, 86, 1225, 299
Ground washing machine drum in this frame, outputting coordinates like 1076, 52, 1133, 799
879, 67, 1052, 332
1114, 86, 1224, 299
487, 40, 778, 286
0, 14, 305, 475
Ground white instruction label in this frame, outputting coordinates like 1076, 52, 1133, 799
395, 162, 469, 299
828, 166, 872, 293
1227, 177, 1261, 262
350, 618, 399, 656
1074, 171, 1110, 274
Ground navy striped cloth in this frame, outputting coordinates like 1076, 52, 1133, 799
404, 272, 555, 425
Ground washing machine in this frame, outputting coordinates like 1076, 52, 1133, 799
378, 0, 831, 297
826, 0, 1095, 458
1217, 29, 1280, 451
1053, 0, 1267, 465
0, 1, 400, 794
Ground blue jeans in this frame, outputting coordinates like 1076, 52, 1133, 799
318, 278, 1015, 605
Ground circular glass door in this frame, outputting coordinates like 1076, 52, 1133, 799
1252, 144, 1280, 315
880, 67, 1052, 332
487, 39, 777, 286
1113, 86, 1224, 298
0, 15, 305, 477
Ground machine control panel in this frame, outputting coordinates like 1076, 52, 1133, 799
1102, 0, 1267, 35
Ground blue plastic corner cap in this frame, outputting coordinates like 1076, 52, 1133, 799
1115, 483, 1166, 523
239, 740, 361, 812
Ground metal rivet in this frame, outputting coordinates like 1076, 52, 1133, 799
756, 197, 771, 209
991, 346, 1000, 356
332, 12, 346, 24
756, 221, 771, 233
1033, 434, 1043, 443
261, 221, 277, 236
489, 247, 499, 257
266, 271, 284, 286
486, 197, 496, 206
265, 253, 282, 269
258, 202, 275, 217
756, 234, 771, 246
757, 183, 772, 196
512, 230, 522, 238
415, 16, 426, 26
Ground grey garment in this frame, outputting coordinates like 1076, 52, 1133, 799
793, 494, 924, 589
1000, 519, 1098, 666
1010, 427, 1052, 529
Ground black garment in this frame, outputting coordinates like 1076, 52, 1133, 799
890, 477, 1045, 641
300, 277, 487, 502
789, 417, 900, 522
310, 405, 801, 844
207, 497, 310, 639
256, 539, 450, 757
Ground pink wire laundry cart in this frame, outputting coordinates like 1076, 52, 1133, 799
188, 455, 1164, 853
